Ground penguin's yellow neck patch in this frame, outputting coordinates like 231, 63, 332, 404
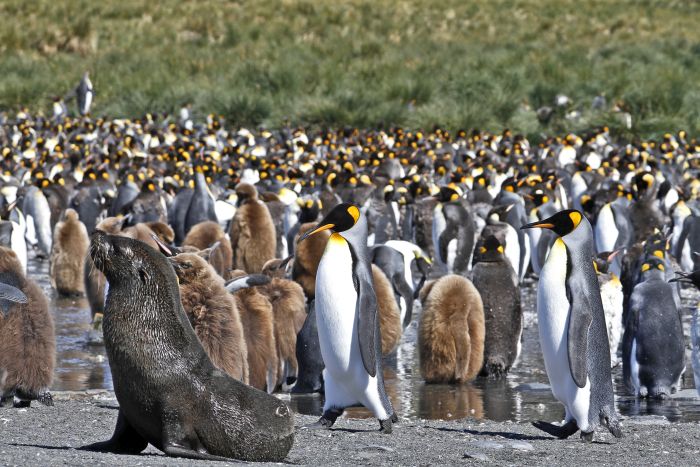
329, 233, 347, 245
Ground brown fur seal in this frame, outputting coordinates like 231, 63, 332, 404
292, 222, 330, 298
0, 246, 55, 407
371, 265, 402, 356
83, 232, 294, 461
230, 183, 277, 273
418, 275, 485, 383
183, 220, 232, 277
50, 208, 89, 296
258, 277, 307, 387
226, 270, 279, 393
169, 252, 249, 384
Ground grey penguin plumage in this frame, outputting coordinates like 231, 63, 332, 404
624, 257, 684, 398
297, 203, 397, 433
522, 209, 622, 442
370, 244, 415, 329
472, 234, 522, 377
184, 171, 218, 237
431, 186, 475, 276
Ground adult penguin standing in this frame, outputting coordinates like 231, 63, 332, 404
297, 203, 398, 433
521, 209, 622, 442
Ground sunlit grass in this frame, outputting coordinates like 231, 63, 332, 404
1, 0, 699, 138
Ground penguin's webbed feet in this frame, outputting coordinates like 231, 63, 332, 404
300, 408, 344, 431
532, 419, 579, 439
580, 431, 594, 443
379, 413, 398, 434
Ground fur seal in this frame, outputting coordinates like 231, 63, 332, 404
83, 232, 294, 461
50, 208, 89, 297
0, 246, 55, 407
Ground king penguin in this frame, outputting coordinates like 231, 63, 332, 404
521, 209, 622, 442
298, 203, 397, 433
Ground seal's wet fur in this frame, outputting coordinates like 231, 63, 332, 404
84, 232, 294, 461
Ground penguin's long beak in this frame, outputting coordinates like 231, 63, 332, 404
520, 220, 554, 230
298, 223, 334, 243
669, 272, 690, 284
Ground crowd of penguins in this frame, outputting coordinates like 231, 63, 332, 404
1, 107, 700, 429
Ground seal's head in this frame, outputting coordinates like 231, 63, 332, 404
90, 230, 161, 285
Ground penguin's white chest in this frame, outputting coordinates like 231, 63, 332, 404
315, 235, 360, 374
538, 238, 591, 429
594, 204, 618, 254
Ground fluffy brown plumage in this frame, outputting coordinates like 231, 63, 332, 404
50, 208, 89, 296
228, 269, 279, 392
261, 258, 289, 279
371, 265, 402, 356
183, 220, 233, 277
230, 183, 277, 273
418, 275, 485, 384
0, 247, 55, 406
258, 278, 307, 387
170, 253, 249, 384
291, 222, 330, 298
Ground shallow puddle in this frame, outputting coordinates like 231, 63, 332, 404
32, 254, 700, 423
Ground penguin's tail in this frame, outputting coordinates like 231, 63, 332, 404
600, 406, 623, 438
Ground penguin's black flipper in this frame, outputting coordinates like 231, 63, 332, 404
0, 282, 28, 316
356, 273, 378, 377
565, 274, 593, 388
532, 420, 579, 439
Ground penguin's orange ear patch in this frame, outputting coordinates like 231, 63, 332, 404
641, 263, 651, 272
568, 211, 582, 228
347, 205, 360, 223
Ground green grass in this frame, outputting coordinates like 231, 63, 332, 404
2, 0, 700, 139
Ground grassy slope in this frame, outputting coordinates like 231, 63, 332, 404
1, 0, 699, 137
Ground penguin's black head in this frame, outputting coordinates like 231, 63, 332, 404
297, 202, 360, 243
521, 209, 583, 237
640, 257, 666, 277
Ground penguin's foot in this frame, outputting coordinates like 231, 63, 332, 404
13, 399, 30, 408
580, 431, 594, 443
37, 391, 54, 407
301, 408, 343, 430
379, 417, 395, 434
532, 420, 579, 439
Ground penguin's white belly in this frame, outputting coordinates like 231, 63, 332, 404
538, 239, 591, 430
10, 221, 27, 274
315, 237, 388, 419
600, 279, 623, 366
432, 206, 447, 265
504, 225, 520, 278
446, 238, 457, 272
594, 205, 618, 254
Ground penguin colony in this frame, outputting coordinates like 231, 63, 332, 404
1, 100, 700, 445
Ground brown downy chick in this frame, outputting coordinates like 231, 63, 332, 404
169, 253, 249, 384
50, 208, 89, 296
371, 265, 402, 356
183, 220, 233, 277
225, 269, 279, 393
0, 246, 55, 407
230, 183, 277, 273
292, 222, 331, 299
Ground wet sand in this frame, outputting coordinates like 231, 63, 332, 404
1, 395, 699, 466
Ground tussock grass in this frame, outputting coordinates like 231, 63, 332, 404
1, 0, 699, 138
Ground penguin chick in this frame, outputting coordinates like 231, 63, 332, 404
292, 221, 331, 299
522, 209, 622, 442
84, 217, 124, 321
169, 253, 249, 384
418, 274, 485, 383
49, 208, 89, 297
594, 254, 624, 367
0, 246, 55, 407
226, 270, 279, 393
292, 299, 325, 394
257, 277, 307, 388
624, 257, 684, 398
371, 264, 402, 356
261, 257, 292, 279
183, 220, 233, 277
472, 235, 522, 377
230, 183, 277, 273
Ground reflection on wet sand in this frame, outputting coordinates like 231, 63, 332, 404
416, 382, 484, 420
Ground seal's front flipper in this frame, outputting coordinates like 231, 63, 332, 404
80, 410, 148, 454
163, 445, 237, 462
532, 419, 579, 439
